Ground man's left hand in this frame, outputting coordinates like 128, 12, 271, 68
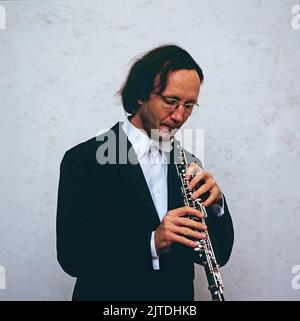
184, 162, 222, 207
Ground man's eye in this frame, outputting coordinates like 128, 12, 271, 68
164, 98, 178, 105
185, 104, 194, 109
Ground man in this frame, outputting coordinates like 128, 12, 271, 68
56, 45, 234, 301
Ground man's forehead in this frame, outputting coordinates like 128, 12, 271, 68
164, 71, 201, 97
154, 69, 200, 91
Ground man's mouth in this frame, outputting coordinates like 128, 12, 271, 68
160, 124, 179, 133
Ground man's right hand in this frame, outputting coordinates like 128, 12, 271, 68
154, 206, 207, 254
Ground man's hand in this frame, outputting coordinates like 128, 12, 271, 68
184, 163, 222, 207
154, 206, 207, 254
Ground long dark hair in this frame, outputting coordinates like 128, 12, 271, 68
118, 44, 204, 115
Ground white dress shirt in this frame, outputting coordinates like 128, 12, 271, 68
122, 119, 224, 270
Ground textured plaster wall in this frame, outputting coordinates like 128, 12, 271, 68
0, 0, 299, 300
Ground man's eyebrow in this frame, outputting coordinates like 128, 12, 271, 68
165, 95, 180, 100
166, 95, 197, 103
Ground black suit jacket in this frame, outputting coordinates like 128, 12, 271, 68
56, 122, 234, 300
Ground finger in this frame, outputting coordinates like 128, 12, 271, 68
171, 232, 206, 249
172, 234, 199, 248
173, 225, 207, 241
190, 180, 213, 200
187, 171, 209, 190
184, 163, 202, 181
202, 188, 220, 207
175, 217, 207, 231
170, 206, 204, 219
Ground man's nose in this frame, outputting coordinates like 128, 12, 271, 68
170, 104, 185, 123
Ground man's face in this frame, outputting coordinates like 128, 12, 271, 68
133, 69, 201, 141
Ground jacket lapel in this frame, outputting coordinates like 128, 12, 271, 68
113, 122, 161, 226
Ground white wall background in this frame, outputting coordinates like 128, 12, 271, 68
0, 0, 299, 301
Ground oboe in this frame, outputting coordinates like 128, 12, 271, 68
174, 142, 225, 301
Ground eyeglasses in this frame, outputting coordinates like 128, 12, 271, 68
153, 91, 199, 114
